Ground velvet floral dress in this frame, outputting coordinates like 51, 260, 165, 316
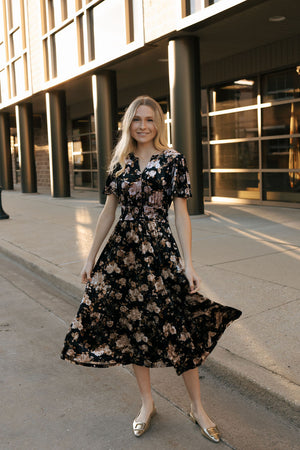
61, 149, 242, 375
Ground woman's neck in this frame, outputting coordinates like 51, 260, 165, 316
134, 143, 157, 157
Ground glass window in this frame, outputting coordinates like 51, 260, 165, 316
73, 152, 91, 170
74, 171, 92, 188
262, 68, 300, 102
211, 142, 259, 169
203, 172, 209, 197
0, 69, 8, 102
91, 152, 97, 169
10, 0, 21, 28
262, 138, 300, 170
210, 109, 258, 140
190, 0, 202, 13
11, 28, 22, 57
67, 0, 76, 17
93, 0, 126, 62
72, 115, 97, 189
0, 43, 5, 68
92, 172, 98, 189
13, 57, 25, 95
261, 102, 300, 137
202, 144, 208, 170
73, 117, 91, 135
209, 79, 257, 112
263, 173, 300, 202
52, 0, 62, 26
54, 22, 77, 77
205, 0, 223, 6
212, 172, 260, 199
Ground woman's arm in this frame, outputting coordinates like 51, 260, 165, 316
173, 197, 201, 294
81, 194, 119, 283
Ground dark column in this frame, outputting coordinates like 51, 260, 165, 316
45, 91, 70, 197
0, 113, 13, 190
168, 37, 204, 215
16, 103, 37, 193
92, 71, 118, 204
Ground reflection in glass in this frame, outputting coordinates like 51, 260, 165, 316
262, 102, 300, 136
10, 0, 21, 28
262, 139, 290, 169
72, 116, 97, 189
73, 153, 90, 170
73, 117, 90, 135
210, 109, 258, 140
74, 171, 91, 188
92, 172, 98, 189
55, 22, 76, 77
11, 28, 22, 57
91, 152, 98, 169
202, 144, 208, 170
212, 172, 260, 199
90, 134, 96, 151
263, 173, 300, 202
211, 142, 258, 169
262, 68, 300, 102
93, 0, 125, 63
209, 79, 257, 112
203, 172, 209, 197
13, 57, 25, 95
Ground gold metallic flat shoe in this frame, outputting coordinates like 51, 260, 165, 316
189, 410, 220, 444
133, 405, 157, 437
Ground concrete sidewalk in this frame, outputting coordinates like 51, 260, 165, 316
1, 189, 299, 423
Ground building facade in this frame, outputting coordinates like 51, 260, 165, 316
0, 0, 299, 212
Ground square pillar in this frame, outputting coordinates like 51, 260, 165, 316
16, 103, 37, 193
168, 37, 204, 215
0, 112, 13, 190
45, 91, 70, 197
92, 71, 118, 204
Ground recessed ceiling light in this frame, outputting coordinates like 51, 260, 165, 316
234, 79, 255, 86
269, 15, 286, 22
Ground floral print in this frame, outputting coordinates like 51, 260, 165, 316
61, 149, 241, 375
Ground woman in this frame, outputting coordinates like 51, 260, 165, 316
61, 95, 241, 443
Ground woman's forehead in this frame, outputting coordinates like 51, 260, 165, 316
134, 105, 154, 116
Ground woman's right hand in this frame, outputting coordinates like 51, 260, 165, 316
80, 259, 94, 284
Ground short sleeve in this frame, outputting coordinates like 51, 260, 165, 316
171, 154, 192, 198
102, 163, 121, 196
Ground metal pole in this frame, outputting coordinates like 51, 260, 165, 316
168, 36, 204, 215
92, 71, 118, 204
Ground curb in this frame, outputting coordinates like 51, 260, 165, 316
1, 239, 299, 426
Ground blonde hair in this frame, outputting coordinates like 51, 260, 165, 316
108, 95, 168, 175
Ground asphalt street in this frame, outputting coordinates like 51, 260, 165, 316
1, 253, 299, 450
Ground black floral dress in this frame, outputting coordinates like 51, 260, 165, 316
61, 149, 241, 375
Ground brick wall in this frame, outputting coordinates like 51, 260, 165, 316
33, 114, 74, 193
34, 114, 50, 192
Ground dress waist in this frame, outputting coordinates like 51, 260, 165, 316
119, 207, 168, 223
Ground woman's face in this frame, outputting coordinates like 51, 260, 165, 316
130, 105, 157, 145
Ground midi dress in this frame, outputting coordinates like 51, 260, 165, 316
61, 149, 242, 376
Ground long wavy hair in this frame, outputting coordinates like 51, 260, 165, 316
108, 95, 168, 175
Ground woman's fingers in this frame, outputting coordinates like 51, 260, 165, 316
189, 274, 201, 293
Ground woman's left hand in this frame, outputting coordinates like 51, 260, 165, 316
184, 266, 201, 294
